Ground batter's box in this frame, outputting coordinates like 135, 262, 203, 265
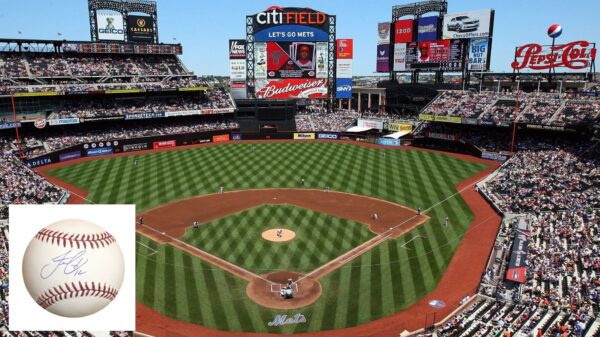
9, 204, 136, 331
270, 282, 300, 293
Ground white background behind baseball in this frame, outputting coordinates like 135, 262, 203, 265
10, 204, 135, 331
22, 218, 124, 317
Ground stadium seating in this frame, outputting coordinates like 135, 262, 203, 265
422, 90, 600, 126
0, 52, 200, 95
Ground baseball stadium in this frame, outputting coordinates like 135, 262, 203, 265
0, 1, 599, 337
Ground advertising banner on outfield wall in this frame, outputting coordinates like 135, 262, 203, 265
468, 37, 489, 71
425, 132, 461, 141
254, 42, 268, 78
230, 59, 247, 80
152, 140, 176, 149
26, 156, 53, 168
335, 78, 352, 99
394, 19, 414, 43
442, 9, 493, 40
376, 44, 390, 72
317, 132, 339, 140
59, 151, 82, 162
293, 133, 315, 140
393, 43, 407, 71
384, 122, 413, 132
125, 112, 165, 120
0, 122, 21, 129
377, 138, 401, 146
127, 15, 154, 42
230, 81, 247, 99
336, 59, 353, 78
336, 39, 353, 59
96, 12, 125, 41
417, 16, 438, 42
123, 143, 149, 152
212, 134, 230, 142
48, 118, 80, 126
87, 147, 113, 157
358, 119, 384, 130
481, 151, 508, 162
229, 39, 247, 59
377, 22, 391, 45
255, 79, 328, 99
231, 133, 242, 140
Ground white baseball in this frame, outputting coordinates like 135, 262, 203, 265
22, 219, 124, 318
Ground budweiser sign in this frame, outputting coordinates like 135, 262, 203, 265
511, 40, 596, 70
256, 79, 328, 99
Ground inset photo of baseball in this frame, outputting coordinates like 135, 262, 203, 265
9, 205, 135, 331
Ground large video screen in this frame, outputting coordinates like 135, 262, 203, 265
249, 7, 332, 99
403, 39, 466, 71
266, 41, 328, 78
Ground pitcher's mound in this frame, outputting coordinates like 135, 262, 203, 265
246, 271, 322, 309
261, 228, 296, 242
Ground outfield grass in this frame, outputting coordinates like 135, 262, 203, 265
47, 142, 489, 333
180, 204, 375, 274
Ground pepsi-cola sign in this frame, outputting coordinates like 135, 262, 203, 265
511, 40, 596, 71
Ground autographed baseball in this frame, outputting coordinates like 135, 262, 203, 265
22, 219, 124, 317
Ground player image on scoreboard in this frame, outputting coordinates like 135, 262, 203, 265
295, 44, 314, 69
266, 42, 319, 78
417, 41, 431, 62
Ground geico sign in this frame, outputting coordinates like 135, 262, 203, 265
99, 28, 124, 35
317, 133, 338, 139
337, 85, 351, 92
256, 7, 326, 25
511, 40, 597, 70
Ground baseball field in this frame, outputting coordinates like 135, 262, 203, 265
41, 141, 495, 335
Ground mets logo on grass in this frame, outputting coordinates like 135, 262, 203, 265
267, 314, 307, 327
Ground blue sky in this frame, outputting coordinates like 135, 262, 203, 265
0, 0, 597, 75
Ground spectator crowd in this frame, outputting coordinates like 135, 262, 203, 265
422, 90, 600, 126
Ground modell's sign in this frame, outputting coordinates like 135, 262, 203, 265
256, 79, 328, 99
511, 40, 596, 71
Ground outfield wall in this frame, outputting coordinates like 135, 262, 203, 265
24, 129, 501, 168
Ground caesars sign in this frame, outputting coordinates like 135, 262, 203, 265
97, 12, 125, 41
127, 15, 154, 42
511, 40, 596, 71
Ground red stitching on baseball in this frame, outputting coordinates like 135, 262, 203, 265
36, 281, 118, 309
35, 229, 116, 249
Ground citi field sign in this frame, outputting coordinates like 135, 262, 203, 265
252, 6, 330, 42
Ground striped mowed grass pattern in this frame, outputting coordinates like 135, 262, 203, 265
47, 142, 489, 333
181, 204, 375, 274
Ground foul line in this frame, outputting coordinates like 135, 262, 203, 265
296, 169, 496, 283
137, 223, 276, 285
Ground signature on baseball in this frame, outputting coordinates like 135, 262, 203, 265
40, 250, 88, 279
